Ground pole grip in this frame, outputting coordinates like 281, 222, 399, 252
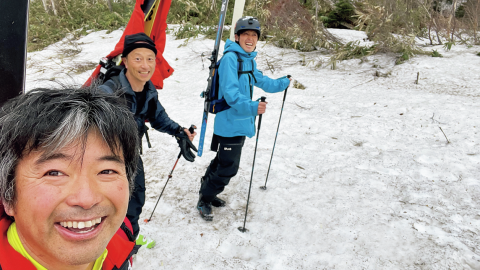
260, 96, 266, 102
188, 124, 196, 134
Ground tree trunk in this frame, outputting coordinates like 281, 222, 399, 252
473, 3, 478, 44
50, 0, 58, 16
210, 0, 216, 11
41, 0, 49, 13
428, 24, 433, 45
63, 0, 73, 19
432, 15, 442, 45
106, 0, 113, 12
448, 0, 458, 41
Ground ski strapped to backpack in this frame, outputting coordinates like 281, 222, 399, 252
197, 0, 230, 157
208, 51, 255, 114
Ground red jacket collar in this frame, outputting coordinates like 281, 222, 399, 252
0, 201, 36, 270
0, 202, 135, 270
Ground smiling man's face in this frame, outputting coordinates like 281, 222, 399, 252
235, 30, 258, 53
5, 130, 129, 269
123, 47, 156, 91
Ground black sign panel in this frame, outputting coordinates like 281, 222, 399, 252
0, 0, 29, 106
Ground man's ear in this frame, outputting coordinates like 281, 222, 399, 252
3, 201, 15, 216
235, 34, 239, 42
122, 57, 128, 69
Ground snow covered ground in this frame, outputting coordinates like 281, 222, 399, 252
26, 27, 480, 269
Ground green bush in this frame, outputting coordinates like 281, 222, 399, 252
28, 0, 134, 52
431, 49, 443, 57
321, 0, 356, 29
167, 0, 236, 41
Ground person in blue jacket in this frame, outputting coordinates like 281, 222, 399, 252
100, 33, 197, 239
197, 17, 291, 221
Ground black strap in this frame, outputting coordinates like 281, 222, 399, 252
235, 55, 256, 83
120, 222, 135, 242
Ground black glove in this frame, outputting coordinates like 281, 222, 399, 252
175, 129, 198, 162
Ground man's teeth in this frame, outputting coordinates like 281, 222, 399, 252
140, 71, 149, 74
60, 218, 102, 229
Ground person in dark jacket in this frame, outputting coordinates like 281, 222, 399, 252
100, 32, 197, 239
0, 87, 140, 270
197, 17, 291, 221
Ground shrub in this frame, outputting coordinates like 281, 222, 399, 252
28, 0, 134, 52
431, 49, 443, 57
321, 0, 356, 29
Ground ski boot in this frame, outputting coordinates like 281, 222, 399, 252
211, 196, 226, 207
197, 196, 214, 221
201, 177, 226, 208
136, 234, 156, 249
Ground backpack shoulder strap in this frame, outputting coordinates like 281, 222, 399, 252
233, 51, 257, 83
120, 221, 135, 242
232, 51, 244, 76
103, 75, 122, 92
222, 51, 243, 77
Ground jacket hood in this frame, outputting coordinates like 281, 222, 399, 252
224, 39, 257, 59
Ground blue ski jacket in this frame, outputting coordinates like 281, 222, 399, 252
214, 39, 290, 138
99, 69, 180, 139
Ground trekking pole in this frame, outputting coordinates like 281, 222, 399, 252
147, 125, 195, 222
260, 75, 291, 190
238, 96, 266, 233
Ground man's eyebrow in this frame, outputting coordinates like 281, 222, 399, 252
36, 153, 72, 166
35, 153, 124, 165
99, 155, 124, 164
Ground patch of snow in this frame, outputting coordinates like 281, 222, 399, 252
25, 27, 480, 270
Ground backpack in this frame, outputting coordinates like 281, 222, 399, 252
208, 51, 255, 114
98, 57, 125, 88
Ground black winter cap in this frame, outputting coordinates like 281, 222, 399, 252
122, 33, 157, 57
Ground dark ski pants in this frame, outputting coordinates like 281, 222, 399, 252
127, 157, 145, 239
199, 135, 245, 203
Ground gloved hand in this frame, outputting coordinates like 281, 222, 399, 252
175, 129, 198, 162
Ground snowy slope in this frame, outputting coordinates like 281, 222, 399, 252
26, 27, 480, 269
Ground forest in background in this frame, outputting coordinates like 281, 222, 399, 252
28, 0, 480, 66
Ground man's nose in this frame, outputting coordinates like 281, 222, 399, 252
65, 176, 102, 210
141, 59, 149, 68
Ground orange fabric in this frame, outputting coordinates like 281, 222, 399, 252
84, 0, 174, 89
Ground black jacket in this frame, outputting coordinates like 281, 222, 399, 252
100, 69, 180, 139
